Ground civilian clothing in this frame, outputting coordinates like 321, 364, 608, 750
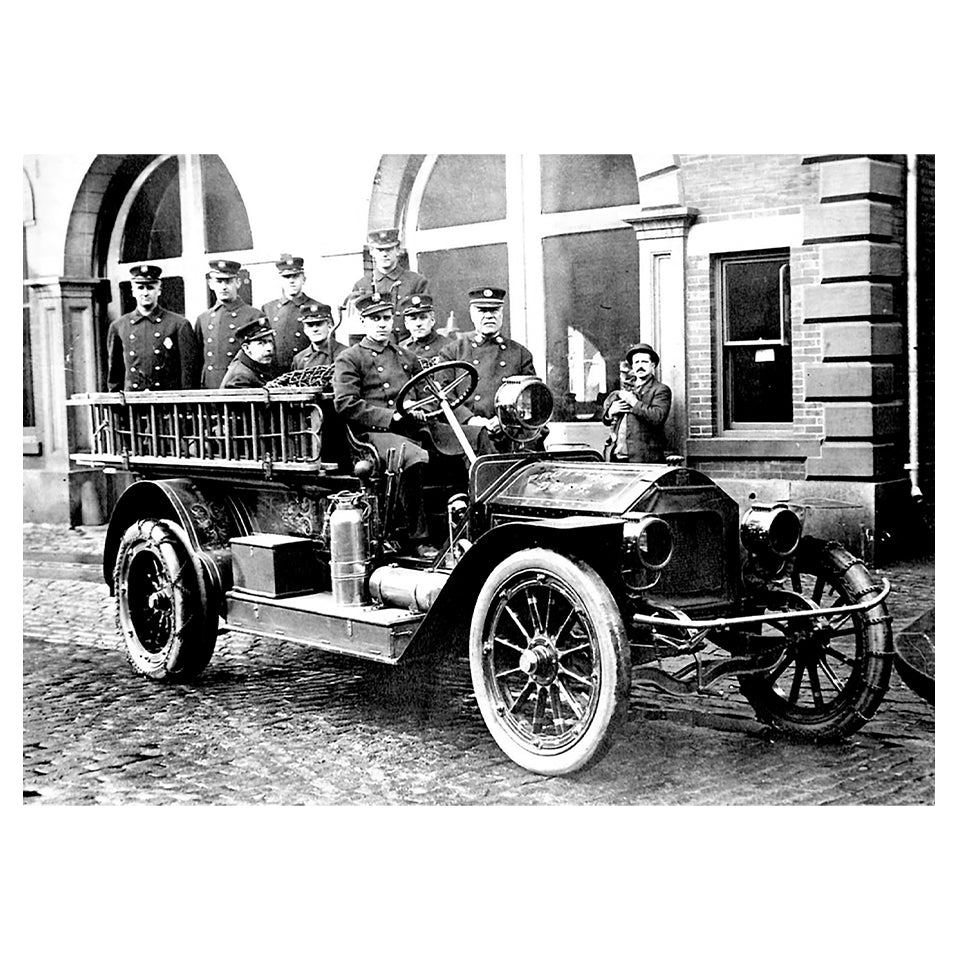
601, 378, 672, 463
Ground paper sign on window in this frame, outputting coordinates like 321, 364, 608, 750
755, 347, 776, 363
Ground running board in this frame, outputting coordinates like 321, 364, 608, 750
225, 589, 425, 664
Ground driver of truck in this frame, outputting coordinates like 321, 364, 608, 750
220, 318, 276, 389
333, 293, 433, 550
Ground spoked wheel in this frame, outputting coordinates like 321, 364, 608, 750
469, 548, 631, 776
114, 519, 218, 681
739, 537, 892, 740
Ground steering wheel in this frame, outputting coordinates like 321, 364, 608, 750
395, 361, 479, 421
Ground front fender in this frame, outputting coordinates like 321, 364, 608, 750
103, 479, 246, 601
406, 516, 626, 659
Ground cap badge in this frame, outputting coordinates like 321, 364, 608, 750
218, 261, 226, 269
412, 296, 421, 305
483, 288, 493, 298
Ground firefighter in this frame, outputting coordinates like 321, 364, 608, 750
439, 286, 537, 449
398, 294, 452, 363
350, 228, 429, 342
196, 259, 264, 389
220, 318, 276, 389
260, 254, 325, 375
107, 264, 199, 391
291, 302, 344, 372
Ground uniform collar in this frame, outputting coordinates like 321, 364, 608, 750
280, 292, 306, 306
473, 333, 504, 345
214, 297, 242, 311
359, 335, 393, 353
238, 350, 270, 372
373, 265, 403, 283
130, 306, 162, 324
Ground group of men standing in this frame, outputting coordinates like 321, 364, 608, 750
106, 228, 671, 477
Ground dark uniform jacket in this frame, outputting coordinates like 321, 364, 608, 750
220, 350, 272, 389
399, 329, 452, 365
195, 299, 264, 389
439, 332, 536, 419
352, 267, 429, 340
601, 378, 672, 463
260, 292, 324, 374
292, 337, 346, 373
107, 306, 200, 392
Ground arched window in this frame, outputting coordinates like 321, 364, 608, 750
108, 155, 253, 323
405, 155, 642, 419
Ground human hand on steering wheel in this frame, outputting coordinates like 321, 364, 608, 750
395, 360, 480, 421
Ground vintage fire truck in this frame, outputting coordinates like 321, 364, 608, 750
68, 360, 893, 776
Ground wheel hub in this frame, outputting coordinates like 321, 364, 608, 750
519, 640, 558, 685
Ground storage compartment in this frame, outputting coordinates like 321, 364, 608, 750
230, 534, 320, 598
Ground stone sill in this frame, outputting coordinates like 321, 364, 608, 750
687, 437, 821, 460
23, 436, 42, 456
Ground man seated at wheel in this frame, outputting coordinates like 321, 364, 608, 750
333, 292, 489, 554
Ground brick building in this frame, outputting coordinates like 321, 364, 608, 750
22, 154, 934, 555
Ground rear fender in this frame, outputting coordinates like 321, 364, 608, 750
407, 517, 625, 658
103, 479, 247, 605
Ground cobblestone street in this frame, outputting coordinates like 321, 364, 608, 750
23, 524, 935, 805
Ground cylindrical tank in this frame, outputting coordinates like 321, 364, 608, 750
329, 492, 369, 606
368, 565, 450, 613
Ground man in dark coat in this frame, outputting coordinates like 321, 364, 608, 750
333, 293, 432, 549
196, 259, 264, 388
439, 286, 537, 450
398, 293, 451, 364
291, 301, 345, 373
601, 342, 672, 463
107, 264, 199, 391
260, 254, 325, 375
220, 317, 276, 389
351, 228, 429, 342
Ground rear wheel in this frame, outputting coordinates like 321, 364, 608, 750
739, 537, 892, 740
469, 549, 631, 775
114, 519, 218, 681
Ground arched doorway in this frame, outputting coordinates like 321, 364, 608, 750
104, 154, 254, 327
402, 154, 646, 420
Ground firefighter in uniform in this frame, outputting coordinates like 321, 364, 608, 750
398, 294, 452, 363
220, 317, 276, 389
333, 293, 432, 550
260, 254, 324, 375
440, 286, 537, 449
196, 259, 264, 389
291, 301, 345, 372
351, 228, 429, 342
107, 264, 199, 391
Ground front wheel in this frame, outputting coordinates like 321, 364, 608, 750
114, 519, 218, 681
738, 537, 892, 740
469, 549, 631, 776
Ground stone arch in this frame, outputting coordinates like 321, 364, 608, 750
64, 154, 157, 277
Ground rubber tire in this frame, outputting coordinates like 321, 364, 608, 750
114, 519, 218, 681
469, 548, 631, 776
739, 537, 892, 740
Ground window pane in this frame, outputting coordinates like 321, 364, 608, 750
418, 155, 506, 229
201, 155, 253, 253
120, 276, 185, 317
543, 228, 640, 418
415, 244, 510, 336
724, 258, 785, 341
540, 155, 639, 214
120, 156, 182, 262
727, 345, 793, 423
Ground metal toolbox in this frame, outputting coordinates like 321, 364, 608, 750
230, 534, 320, 598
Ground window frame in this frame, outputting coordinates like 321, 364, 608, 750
715, 248, 794, 433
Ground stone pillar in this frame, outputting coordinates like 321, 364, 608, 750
624, 206, 699, 456
24, 277, 109, 525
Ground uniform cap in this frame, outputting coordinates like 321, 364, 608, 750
130, 264, 162, 283
625, 342, 660, 366
367, 228, 401, 248
400, 293, 434, 316
236, 317, 274, 343
354, 292, 395, 318
208, 259, 242, 278
469, 286, 506, 305
299, 301, 333, 323
275, 254, 304, 275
